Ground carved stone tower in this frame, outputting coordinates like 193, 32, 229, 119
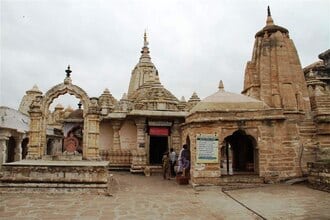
242, 7, 310, 113
127, 32, 159, 98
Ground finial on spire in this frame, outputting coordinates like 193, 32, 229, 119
266, 6, 274, 26
140, 30, 151, 61
144, 30, 149, 47
65, 65, 72, 77
218, 80, 224, 91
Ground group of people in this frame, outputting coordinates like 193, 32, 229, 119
162, 144, 190, 180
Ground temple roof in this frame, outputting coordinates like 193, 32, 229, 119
129, 79, 180, 111
66, 109, 83, 119
190, 81, 268, 113
0, 106, 30, 133
127, 32, 160, 98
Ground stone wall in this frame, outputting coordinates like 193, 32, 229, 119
307, 160, 330, 192
182, 109, 309, 185
0, 162, 109, 186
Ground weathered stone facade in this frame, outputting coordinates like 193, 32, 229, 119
1, 7, 329, 187
303, 49, 330, 160
182, 7, 329, 185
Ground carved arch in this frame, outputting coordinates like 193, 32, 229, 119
27, 81, 100, 160
221, 129, 259, 175
42, 83, 90, 115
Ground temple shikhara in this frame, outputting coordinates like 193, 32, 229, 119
0, 7, 329, 189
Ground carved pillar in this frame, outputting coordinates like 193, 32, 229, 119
83, 97, 100, 160
135, 118, 146, 150
27, 96, 43, 159
130, 118, 147, 171
112, 121, 121, 150
0, 130, 10, 168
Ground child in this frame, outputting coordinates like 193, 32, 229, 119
162, 152, 170, 180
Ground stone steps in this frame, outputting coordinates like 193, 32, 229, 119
221, 183, 266, 191
219, 175, 265, 184
218, 175, 266, 191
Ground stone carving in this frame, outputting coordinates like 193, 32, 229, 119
26, 67, 100, 160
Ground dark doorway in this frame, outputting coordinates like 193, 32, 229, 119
6, 136, 16, 163
149, 136, 168, 164
47, 139, 53, 155
21, 138, 29, 159
222, 130, 257, 174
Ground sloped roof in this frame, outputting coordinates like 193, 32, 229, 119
0, 106, 30, 133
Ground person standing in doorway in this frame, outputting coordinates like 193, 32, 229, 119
177, 144, 187, 175
162, 151, 170, 180
169, 148, 176, 177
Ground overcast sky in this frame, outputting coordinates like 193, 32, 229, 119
1, 0, 329, 110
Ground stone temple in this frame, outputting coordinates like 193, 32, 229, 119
0, 7, 329, 188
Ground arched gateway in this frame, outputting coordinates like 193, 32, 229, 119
222, 130, 258, 175
27, 67, 100, 160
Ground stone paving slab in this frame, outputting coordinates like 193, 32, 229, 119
1, 172, 329, 220
227, 184, 330, 220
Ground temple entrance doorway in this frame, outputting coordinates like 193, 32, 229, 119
21, 138, 29, 160
6, 136, 16, 163
149, 136, 168, 165
222, 130, 257, 175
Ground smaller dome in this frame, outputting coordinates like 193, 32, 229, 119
65, 105, 74, 112
26, 84, 42, 95
66, 109, 83, 119
190, 82, 268, 114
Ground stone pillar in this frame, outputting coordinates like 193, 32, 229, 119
0, 130, 10, 168
135, 118, 146, 150
27, 96, 43, 159
83, 97, 100, 160
14, 134, 23, 161
130, 118, 147, 172
112, 121, 121, 150
171, 120, 181, 152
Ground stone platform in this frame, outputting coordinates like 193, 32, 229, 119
0, 160, 110, 189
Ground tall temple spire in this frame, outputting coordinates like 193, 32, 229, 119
266, 6, 274, 26
127, 31, 159, 97
243, 7, 309, 112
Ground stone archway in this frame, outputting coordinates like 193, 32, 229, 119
27, 73, 100, 160
222, 130, 258, 175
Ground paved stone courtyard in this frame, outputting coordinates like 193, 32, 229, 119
0, 172, 329, 220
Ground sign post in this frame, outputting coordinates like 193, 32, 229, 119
196, 134, 219, 163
